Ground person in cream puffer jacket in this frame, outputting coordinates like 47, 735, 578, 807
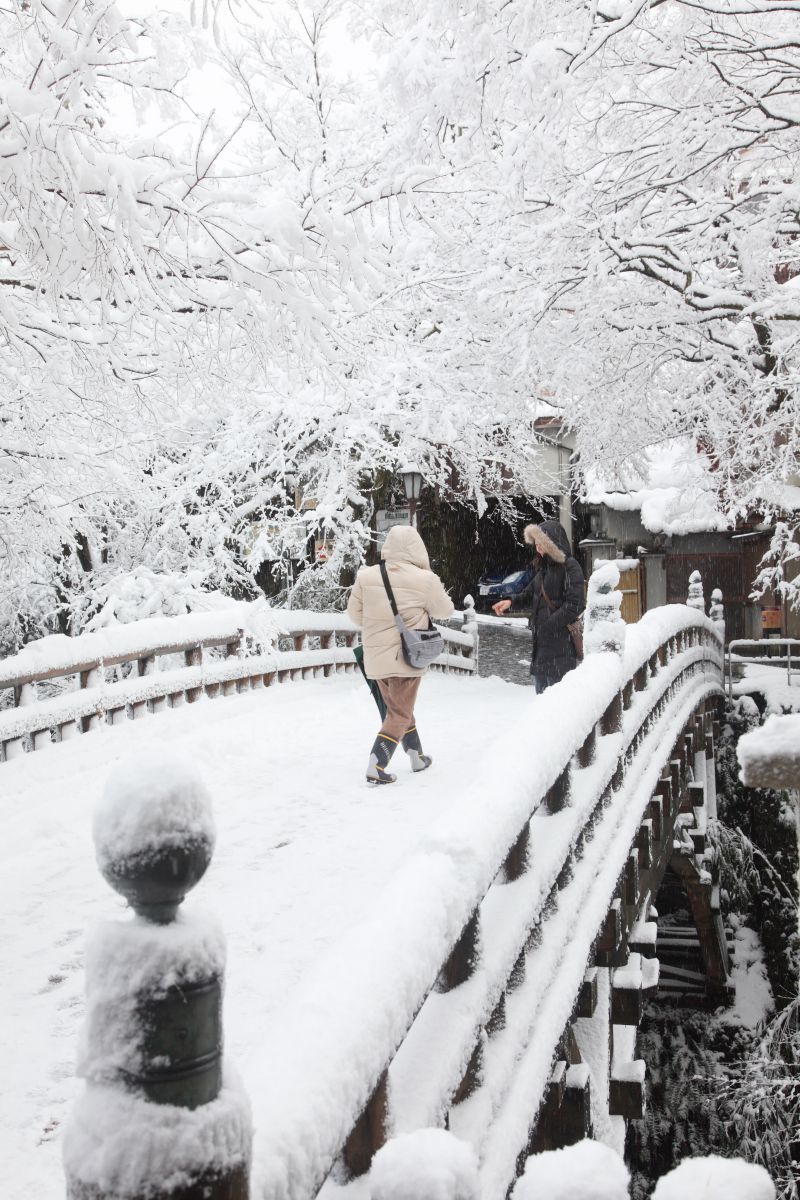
347, 525, 454, 784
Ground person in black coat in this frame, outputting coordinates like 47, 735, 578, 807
493, 519, 585, 692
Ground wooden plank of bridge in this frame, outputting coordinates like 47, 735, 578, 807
560, 1066, 592, 1144
577, 968, 598, 1018
528, 1061, 567, 1155
441, 910, 480, 991
451, 1037, 483, 1105
503, 823, 530, 883
595, 898, 624, 968
609, 1069, 645, 1121
545, 766, 570, 814
342, 1070, 389, 1177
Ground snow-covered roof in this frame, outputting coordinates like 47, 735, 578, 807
583, 439, 728, 536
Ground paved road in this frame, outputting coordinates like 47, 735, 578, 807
474, 617, 532, 686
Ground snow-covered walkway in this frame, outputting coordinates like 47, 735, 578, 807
0, 669, 523, 1200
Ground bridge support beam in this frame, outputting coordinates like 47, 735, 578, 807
669, 851, 732, 1006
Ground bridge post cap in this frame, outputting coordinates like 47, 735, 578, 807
94, 749, 216, 923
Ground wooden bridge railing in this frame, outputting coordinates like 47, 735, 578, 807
0, 599, 478, 762
238, 595, 724, 1199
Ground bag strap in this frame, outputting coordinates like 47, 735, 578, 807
379, 561, 400, 616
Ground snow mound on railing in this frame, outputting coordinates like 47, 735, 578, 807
513, 1138, 630, 1199
370, 1129, 480, 1200
652, 1155, 775, 1200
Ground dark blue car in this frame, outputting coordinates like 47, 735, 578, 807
477, 566, 534, 612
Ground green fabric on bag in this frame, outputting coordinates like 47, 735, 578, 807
353, 644, 387, 719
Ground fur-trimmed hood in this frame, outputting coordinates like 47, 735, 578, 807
523, 520, 571, 563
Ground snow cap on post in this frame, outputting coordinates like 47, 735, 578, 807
369, 1129, 480, 1200
512, 1139, 630, 1199
94, 747, 216, 923
584, 562, 625, 656
687, 570, 705, 612
652, 1155, 775, 1200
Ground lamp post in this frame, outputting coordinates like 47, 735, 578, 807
400, 464, 423, 529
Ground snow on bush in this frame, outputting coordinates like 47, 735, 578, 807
652, 1155, 775, 1200
93, 748, 216, 873
512, 1139, 630, 1199
737, 713, 800, 789
82, 569, 283, 656
369, 1129, 480, 1200
584, 563, 625, 657
84, 568, 234, 630
63, 1075, 251, 1199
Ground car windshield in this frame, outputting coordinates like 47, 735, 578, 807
503, 571, 527, 584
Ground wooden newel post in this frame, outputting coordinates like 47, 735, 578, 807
64, 752, 251, 1200
584, 563, 625, 654
709, 588, 725, 644
687, 570, 705, 613
462, 594, 479, 671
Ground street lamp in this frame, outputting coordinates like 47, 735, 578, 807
400, 464, 423, 528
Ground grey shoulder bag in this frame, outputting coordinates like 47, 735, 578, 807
380, 562, 445, 669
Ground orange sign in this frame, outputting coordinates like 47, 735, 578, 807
761, 607, 782, 631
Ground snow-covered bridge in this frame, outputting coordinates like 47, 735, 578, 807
0, 586, 727, 1200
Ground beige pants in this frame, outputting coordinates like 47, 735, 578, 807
377, 676, 422, 742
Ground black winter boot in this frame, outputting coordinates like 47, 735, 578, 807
366, 733, 398, 784
402, 726, 432, 772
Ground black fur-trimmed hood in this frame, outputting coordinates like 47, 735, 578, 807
523, 520, 572, 563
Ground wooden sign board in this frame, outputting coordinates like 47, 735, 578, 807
761, 607, 782, 631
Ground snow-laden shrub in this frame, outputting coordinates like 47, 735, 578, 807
626, 1004, 756, 1198
716, 699, 800, 1003
652, 1154, 775, 1200
719, 999, 800, 1200
513, 1139, 629, 1199
286, 563, 351, 613
369, 1129, 480, 1200
82, 567, 234, 631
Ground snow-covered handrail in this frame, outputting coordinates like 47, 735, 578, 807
0, 604, 478, 761
245, 604, 723, 1199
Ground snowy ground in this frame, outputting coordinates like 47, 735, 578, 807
0, 669, 524, 1200
733, 662, 800, 713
